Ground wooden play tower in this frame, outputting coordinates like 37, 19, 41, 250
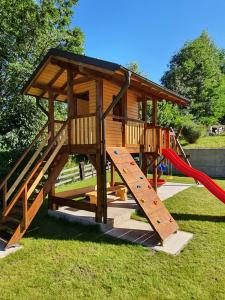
0, 48, 188, 248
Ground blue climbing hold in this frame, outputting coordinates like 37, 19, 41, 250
140, 176, 144, 179
157, 220, 161, 224
114, 149, 119, 155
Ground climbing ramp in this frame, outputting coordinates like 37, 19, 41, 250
106, 147, 178, 241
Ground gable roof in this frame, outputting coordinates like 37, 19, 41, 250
22, 48, 189, 106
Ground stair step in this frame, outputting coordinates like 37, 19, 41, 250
10, 207, 23, 219
3, 216, 21, 225
0, 224, 17, 233
0, 230, 12, 244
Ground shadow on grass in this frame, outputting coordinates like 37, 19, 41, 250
172, 213, 225, 223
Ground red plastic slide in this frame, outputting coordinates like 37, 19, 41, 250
162, 148, 225, 204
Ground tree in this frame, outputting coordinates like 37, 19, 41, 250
126, 61, 147, 77
0, 0, 84, 150
161, 31, 225, 125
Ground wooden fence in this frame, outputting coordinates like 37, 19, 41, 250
56, 162, 110, 187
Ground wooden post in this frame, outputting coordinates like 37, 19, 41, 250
110, 164, 115, 187
95, 79, 104, 223
141, 95, 148, 176
152, 99, 158, 192
79, 162, 85, 180
23, 185, 28, 229
67, 68, 75, 147
3, 183, 7, 212
48, 88, 55, 143
48, 88, 55, 209
122, 92, 128, 146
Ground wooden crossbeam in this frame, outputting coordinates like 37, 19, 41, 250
39, 68, 65, 98
32, 83, 67, 96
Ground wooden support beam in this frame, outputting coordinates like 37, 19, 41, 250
152, 99, 157, 126
33, 83, 67, 96
122, 91, 128, 146
40, 68, 65, 98
152, 157, 158, 192
52, 196, 97, 212
110, 164, 115, 187
48, 88, 55, 209
141, 95, 148, 176
67, 68, 75, 147
95, 79, 104, 223
55, 75, 94, 98
48, 88, 55, 143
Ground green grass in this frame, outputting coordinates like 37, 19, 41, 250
181, 135, 225, 148
1, 176, 225, 299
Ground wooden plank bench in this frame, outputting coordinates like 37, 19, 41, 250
55, 186, 95, 199
86, 185, 128, 205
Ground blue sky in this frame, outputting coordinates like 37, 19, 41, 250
72, 0, 225, 83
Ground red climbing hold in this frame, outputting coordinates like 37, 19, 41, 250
130, 161, 135, 165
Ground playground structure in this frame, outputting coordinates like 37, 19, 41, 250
1, 48, 221, 249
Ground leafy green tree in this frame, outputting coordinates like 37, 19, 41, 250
126, 61, 147, 77
0, 0, 84, 150
161, 31, 225, 125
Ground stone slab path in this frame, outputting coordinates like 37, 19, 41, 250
49, 182, 194, 255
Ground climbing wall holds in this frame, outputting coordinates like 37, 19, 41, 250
140, 176, 144, 180
123, 168, 128, 173
140, 198, 145, 203
169, 218, 173, 223
153, 200, 158, 205
136, 184, 141, 189
148, 185, 151, 189
114, 149, 119, 155
130, 161, 135, 165
157, 220, 161, 224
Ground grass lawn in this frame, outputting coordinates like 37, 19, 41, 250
181, 134, 225, 148
1, 176, 225, 299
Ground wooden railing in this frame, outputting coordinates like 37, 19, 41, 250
145, 126, 161, 153
125, 119, 145, 145
2, 121, 68, 228
161, 128, 171, 149
55, 120, 68, 144
71, 114, 96, 145
0, 121, 49, 211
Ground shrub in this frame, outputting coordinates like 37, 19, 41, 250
182, 123, 201, 144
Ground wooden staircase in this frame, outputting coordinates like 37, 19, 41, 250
0, 121, 69, 249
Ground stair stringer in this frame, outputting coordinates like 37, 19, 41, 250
5, 153, 68, 248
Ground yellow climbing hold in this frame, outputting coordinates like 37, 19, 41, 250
123, 168, 128, 173
140, 198, 145, 203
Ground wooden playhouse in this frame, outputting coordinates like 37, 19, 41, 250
0, 48, 188, 248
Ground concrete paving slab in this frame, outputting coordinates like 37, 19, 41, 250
48, 182, 193, 255
0, 242, 23, 259
151, 231, 193, 255
105, 220, 193, 255
157, 182, 193, 201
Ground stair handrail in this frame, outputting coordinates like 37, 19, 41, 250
3, 119, 68, 217
0, 121, 49, 191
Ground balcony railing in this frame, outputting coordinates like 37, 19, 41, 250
71, 114, 96, 145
